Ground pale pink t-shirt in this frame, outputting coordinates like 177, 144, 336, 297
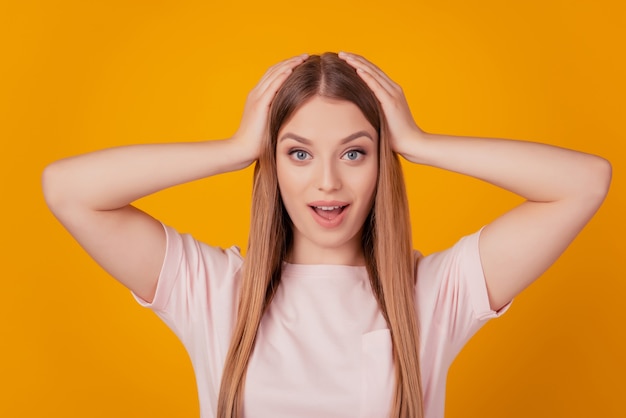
132, 224, 510, 418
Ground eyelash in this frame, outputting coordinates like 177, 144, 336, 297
288, 149, 312, 161
287, 148, 367, 162
342, 149, 366, 161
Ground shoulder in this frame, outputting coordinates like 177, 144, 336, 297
413, 228, 485, 314
414, 228, 483, 280
163, 223, 244, 270
132, 223, 244, 310
413, 227, 510, 322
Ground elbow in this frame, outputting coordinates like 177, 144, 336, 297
593, 156, 612, 198
580, 155, 612, 208
41, 161, 69, 214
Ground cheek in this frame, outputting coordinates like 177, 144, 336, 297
276, 158, 299, 205
358, 161, 379, 201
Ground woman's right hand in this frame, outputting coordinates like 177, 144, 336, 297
230, 53, 309, 165
41, 53, 309, 304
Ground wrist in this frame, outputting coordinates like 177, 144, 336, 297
395, 129, 430, 164
222, 136, 259, 170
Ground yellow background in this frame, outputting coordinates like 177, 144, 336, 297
2, 0, 624, 416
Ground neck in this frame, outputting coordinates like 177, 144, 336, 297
286, 234, 365, 266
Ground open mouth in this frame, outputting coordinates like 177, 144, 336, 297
310, 205, 348, 221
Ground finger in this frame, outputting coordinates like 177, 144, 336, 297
256, 54, 308, 94
345, 54, 397, 94
344, 66, 395, 100
339, 52, 399, 95
352, 66, 395, 105
255, 54, 309, 107
342, 53, 394, 86
256, 69, 293, 108
258, 54, 307, 85
344, 60, 395, 104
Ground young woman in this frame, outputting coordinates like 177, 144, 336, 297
42, 52, 611, 418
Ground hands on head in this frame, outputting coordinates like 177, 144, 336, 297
231, 51, 426, 166
338, 51, 425, 157
230, 53, 310, 166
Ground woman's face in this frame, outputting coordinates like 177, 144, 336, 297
276, 95, 379, 265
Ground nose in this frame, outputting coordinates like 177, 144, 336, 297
317, 160, 342, 192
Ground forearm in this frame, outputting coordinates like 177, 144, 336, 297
42, 138, 253, 211
401, 131, 612, 204
340, 51, 612, 311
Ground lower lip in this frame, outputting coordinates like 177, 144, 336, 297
309, 205, 349, 229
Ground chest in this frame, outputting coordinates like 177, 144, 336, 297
242, 277, 395, 418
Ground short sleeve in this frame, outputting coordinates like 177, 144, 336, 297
131, 223, 184, 311
130, 223, 244, 348
416, 227, 512, 360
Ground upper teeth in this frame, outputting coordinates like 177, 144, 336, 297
315, 206, 342, 210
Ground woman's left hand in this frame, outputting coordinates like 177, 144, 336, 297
338, 51, 424, 157
339, 55, 612, 314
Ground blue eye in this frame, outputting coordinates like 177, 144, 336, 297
343, 150, 364, 161
290, 150, 311, 161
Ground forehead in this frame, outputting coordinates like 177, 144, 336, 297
278, 95, 378, 142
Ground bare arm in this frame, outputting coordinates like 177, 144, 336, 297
42, 54, 309, 303
42, 140, 254, 302
340, 52, 611, 311
401, 133, 610, 311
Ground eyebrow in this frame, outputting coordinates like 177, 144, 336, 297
279, 130, 374, 145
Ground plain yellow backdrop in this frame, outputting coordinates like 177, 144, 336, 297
2, 0, 624, 416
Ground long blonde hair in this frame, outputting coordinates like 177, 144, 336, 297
217, 52, 424, 418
